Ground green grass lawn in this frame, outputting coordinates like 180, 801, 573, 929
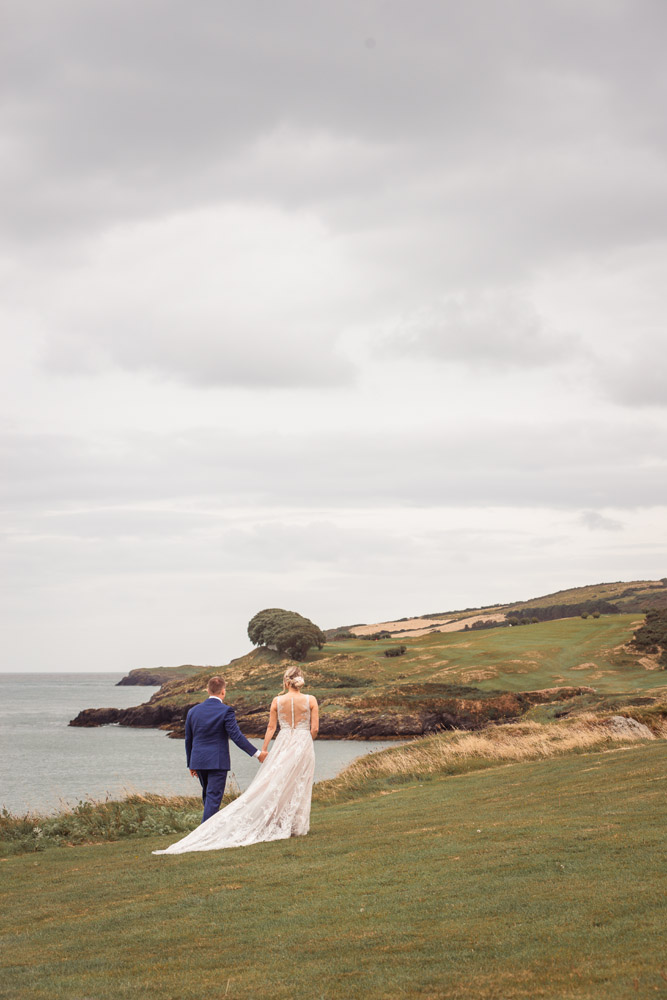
2, 741, 665, 1000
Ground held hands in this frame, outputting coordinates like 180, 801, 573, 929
258, 750, 269, 763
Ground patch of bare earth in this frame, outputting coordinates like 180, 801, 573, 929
349, 613, 506, 638
639, 655, 662, 671
349, 616, 453, 637
460, 668, 499, 682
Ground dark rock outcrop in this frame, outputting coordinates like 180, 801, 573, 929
116, 666, 203, 686
70, 685, 596, 740
69, 703, 196, 729
117, 672, 171, 687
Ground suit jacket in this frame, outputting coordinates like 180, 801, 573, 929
185, 697, 257, 770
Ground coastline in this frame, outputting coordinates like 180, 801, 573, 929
68, 684, 597, 740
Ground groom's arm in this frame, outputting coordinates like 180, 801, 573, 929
224, 707, 263, 759
185, 710, 194, 768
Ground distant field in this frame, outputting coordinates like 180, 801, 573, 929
2, 741, 664, 999
320, 614, 660, 695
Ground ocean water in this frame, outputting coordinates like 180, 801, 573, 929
0, 673, 397, 814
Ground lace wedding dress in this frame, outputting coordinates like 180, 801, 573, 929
153, 694, 316, 854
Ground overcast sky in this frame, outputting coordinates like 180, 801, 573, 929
2, 0, 666, 672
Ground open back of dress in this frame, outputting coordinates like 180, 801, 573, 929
277, 694, 311, 731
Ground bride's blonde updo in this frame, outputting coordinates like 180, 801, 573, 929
282, 666, 306, 693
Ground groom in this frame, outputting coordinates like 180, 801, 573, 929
185, 675, 267, 823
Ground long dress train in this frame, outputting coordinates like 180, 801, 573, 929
153, 694, 315, 854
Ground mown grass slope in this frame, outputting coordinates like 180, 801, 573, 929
2, 740, 665, 999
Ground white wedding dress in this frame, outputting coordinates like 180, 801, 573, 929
153, 694, 316, 854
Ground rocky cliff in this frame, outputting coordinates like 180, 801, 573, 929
69, 685, 596, 740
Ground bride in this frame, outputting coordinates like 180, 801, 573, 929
153, 666, 318, 854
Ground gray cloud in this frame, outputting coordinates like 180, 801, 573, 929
381, 292, 577, 369
579, 510, 623, 532
598, 351, 667, 408
2, 420, 665, 512
3, 0, 667, 253
2, 1, 667, 669
3, 0, 667, 391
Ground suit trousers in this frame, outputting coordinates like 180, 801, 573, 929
196, 768, 228, 824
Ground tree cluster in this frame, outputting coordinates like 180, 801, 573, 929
463, 619, 509, 631
505, 600, 619, 626
630, 609, 667, 668
247, 608, 326, 661
384, 645, 407, 657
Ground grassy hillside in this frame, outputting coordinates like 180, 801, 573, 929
136, 615, 665, 735
329, 578, 667, 635
323, 615, 659, 693
506, 578, 667, 613
2, 739, 665, 999
74, 583, 666, 740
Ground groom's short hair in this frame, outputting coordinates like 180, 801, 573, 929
207, 676, 225, 695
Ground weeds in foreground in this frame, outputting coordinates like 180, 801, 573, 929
0, 784, 240, 856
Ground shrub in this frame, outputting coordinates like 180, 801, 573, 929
384, 645, 407, 658
470, 619, 507, 631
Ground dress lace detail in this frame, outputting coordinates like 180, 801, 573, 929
153, 694, 315, 855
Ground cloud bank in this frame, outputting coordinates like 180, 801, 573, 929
1, 0, 666, 669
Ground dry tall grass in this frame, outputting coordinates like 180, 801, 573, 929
313, 715, 661, 803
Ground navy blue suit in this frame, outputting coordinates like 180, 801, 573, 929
185, 697, 258, 823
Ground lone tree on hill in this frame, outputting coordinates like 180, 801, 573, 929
247, 608, 326, 660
